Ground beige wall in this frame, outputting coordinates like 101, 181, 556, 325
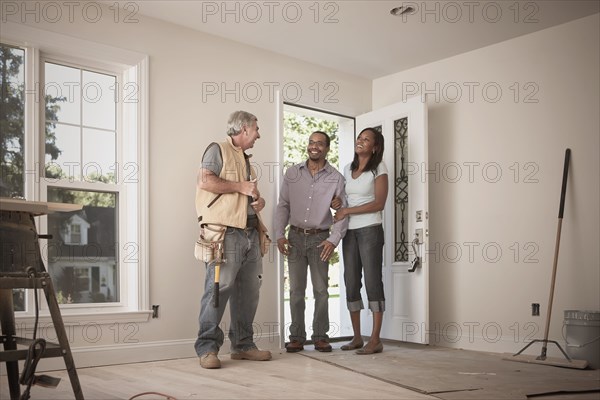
373, 14, 599, 353
4, 6, 371, 366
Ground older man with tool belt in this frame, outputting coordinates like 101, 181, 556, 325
194, 111, 271, 369
275, 131, 348, 353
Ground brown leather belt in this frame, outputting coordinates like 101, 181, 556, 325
290, 225, 329, 235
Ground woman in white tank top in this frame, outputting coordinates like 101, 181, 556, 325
333, 127, 388, 354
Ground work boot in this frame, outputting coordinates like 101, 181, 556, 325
200, 352, 221, 369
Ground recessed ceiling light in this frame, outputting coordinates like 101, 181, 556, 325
390, 6, 415, 16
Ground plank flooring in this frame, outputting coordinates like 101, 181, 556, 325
1, 351, 436, 400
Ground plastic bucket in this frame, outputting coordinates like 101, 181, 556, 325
563, 310, 600, 369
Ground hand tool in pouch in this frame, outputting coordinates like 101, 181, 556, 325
213, 243, 223, 308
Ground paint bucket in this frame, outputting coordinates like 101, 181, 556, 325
563, 310, 600, 369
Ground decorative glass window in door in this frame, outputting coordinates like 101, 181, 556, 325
394, 118, 408, 262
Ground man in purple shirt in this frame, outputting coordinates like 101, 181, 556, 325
275, 131, 348, 353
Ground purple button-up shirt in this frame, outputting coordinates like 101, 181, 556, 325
275, 161, 348, 246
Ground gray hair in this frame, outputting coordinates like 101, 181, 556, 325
226, 111, 257, 137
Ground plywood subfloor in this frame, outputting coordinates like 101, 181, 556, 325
301, 341, 600, 400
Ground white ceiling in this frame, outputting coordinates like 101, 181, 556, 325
127, 0, 599, 79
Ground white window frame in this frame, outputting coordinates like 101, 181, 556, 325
2, 21, 150, 324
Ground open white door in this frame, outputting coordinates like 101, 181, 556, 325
356, 96, 429, 344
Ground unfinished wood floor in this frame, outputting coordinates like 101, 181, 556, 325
1, 351, 437, 400
4, 343, 598, 400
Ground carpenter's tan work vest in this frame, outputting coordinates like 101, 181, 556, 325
195, 136, 257, 229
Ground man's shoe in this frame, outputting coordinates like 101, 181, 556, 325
199, 352, 221, 369
285, 340, 304, 353
314, 340, 332, 352
230, 348, 272, 361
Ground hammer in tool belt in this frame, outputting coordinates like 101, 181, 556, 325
213, 243, 224, 308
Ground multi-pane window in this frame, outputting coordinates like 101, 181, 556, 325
1, 45, 26, 311
0, 45, 25, 198
43, 61, 121, 305
1, 28, 147, 318
44, 62, 117, 183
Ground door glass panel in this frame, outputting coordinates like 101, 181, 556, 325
394, 117, 409, 262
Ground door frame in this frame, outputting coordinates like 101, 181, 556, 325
275, 97, 356, 346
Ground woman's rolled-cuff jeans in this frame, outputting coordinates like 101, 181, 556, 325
343, 224, 385, 313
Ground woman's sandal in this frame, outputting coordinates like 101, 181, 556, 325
355, 342, 383, 355
340, 341, 364, 351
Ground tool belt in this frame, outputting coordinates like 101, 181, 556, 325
194, 224, 226, 263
